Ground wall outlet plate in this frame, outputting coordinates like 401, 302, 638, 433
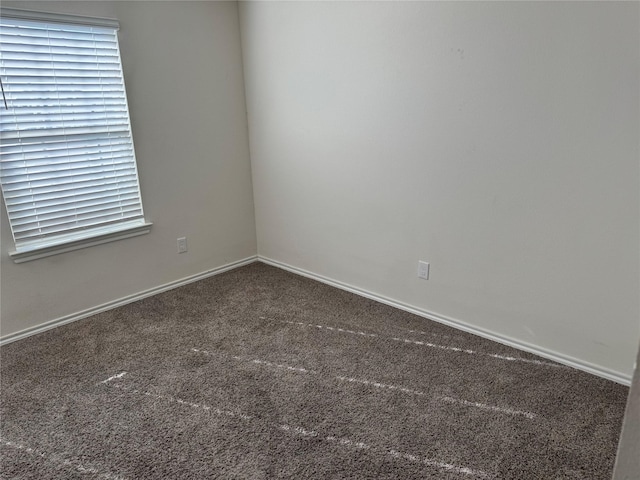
177, 237, 188, 253
418, 261, 429, 280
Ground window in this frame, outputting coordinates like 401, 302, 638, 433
0, 9, 150, 263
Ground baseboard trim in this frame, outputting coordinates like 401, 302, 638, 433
258, 256, 632, 386
3, 253, 631, 385
0, 255, 259, 346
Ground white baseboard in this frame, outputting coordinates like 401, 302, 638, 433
2, 253, 631, 386
0, 255, 258, 346
258, 256, 632, 386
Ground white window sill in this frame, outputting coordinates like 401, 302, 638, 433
9, 222, 153, 264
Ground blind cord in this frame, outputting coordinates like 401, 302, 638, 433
0, 77, 7, 109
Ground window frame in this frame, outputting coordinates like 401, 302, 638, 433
0, 8, 151, 263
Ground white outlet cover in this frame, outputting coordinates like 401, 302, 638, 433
177, 237, 187, 253
418, 261, 429, 279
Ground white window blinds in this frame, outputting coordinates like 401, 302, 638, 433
0, 10, 148, 256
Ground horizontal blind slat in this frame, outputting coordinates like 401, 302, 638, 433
1, 111, 130, 124
4, 183, 140, 206
0, 33, 117, 47
0, 44, 119, 56
3, 100, 126, 110
9, 190, 140, 216
3, 171, 140, 195
11, 200, 143, 227
1, 138, 131, 159
1, 161, 136, 186
15, 211, 144, 239
4, 177, 140, 199
1, 131, 131, 148
4, 87, 124, 94
1, 50, 119, 61
0, 27, 116, 41
1, 145, 132, 165
1, 125, 132, 140
1, 115, 131, 131
8, 202, 142, 231
2, 162, 136, 186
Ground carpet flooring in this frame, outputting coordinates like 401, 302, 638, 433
0, 262, 629, 479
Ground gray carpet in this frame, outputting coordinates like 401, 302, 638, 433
0, 262, 629, 479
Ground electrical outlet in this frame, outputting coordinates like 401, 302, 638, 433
177, 237, 188, 254
417, 261, 429, 280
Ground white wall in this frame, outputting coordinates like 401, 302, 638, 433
0, 1, 257, 338
240, 1, 640, 379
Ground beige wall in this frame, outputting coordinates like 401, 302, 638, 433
2, 1, 638, 383
240, 1, 640, 380
0, 1, 257, 337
